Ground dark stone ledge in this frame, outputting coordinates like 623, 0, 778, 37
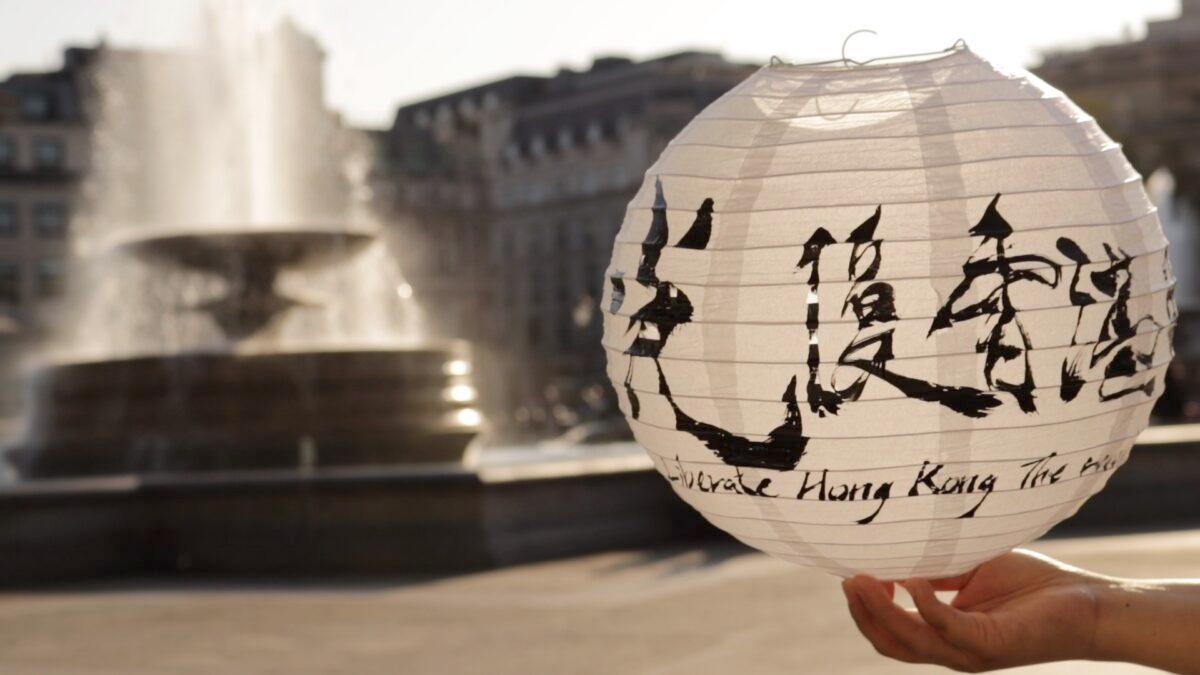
0, 427, 1197, 585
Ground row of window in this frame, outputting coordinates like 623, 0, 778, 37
0, 135, 67, 171
493, 166, 634, 208
20, 93, 51, 121
410, 91, 502, 127
502, 119, 627, 163
0, 259, 64, 304
497, 226, 608, 262
0, 202, 68, 238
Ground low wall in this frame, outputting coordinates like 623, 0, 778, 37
1064, 423, 1200, 534
0, 429, 1197, 585
0, 455, 704, 584
0, 477, 146, 582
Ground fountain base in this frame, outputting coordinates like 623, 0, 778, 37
16, 344, 479, 478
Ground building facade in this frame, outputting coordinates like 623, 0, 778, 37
1036, 1, 1200, 206
0, 47, 95, 334
376, 52, 755, 436
0, 48, 98, 425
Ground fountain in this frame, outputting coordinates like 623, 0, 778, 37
18, 227, 481, 477
10, 6, 481, 478
0, 5, 713, 582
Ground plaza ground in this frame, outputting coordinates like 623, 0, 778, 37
1, 529, 1197, 674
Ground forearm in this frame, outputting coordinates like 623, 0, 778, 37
1092, 576, 1200, 674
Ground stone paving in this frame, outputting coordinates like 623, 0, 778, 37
2, 529, 1197, 674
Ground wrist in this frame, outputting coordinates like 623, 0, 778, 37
1088, 577, 1142, 664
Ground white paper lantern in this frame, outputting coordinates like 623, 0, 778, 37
603, 44, 1176, 580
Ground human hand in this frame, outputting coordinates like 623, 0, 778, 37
841, 549, 1104, 672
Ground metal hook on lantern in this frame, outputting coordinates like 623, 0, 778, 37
841, 29, 878, 67
768, 36, 969, 69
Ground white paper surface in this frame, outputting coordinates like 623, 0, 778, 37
603, 47, 1176, 580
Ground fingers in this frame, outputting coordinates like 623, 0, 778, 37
904, 578, 991, 657
845, 575, 987, 672
905, 578, 957, 631
842, 579, 920, 664
929, 568, 978, 593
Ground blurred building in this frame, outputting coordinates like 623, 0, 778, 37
0, 23, 345, 332
375, 52, 755, 436
0, 47, 97, 425
1037, 0, 1200, 203
0, 47, 93, 336
1037, 0, 1200, 418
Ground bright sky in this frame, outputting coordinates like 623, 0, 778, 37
0, 0, 1182, 128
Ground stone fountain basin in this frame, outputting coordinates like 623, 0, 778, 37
113, 226, 377, 274
16, 343, 481, 478
109, 226, 382, 340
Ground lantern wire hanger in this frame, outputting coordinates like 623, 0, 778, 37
769, 32, 969, 68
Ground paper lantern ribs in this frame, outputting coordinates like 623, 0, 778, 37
602, 44, 1176, 580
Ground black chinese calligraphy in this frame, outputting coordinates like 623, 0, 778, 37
929, 194, 1062, 413
617, 181, 810, 470
615, 178, 702, 419
800, 206, 1002, 418
1056, 238, 1163, 403
611, 185, 1170, 485
655, 358, 808, 471
797, 225, 840, 414
676, 197, 714, 250
607, 276, 625, 314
